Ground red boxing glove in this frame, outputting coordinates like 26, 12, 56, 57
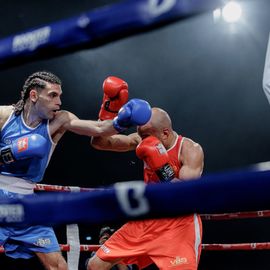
99, 76, 129, 120
136, 136, 175, 182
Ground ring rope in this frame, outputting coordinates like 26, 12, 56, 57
2, 243, 270, 253
34, 184, 100, 192
1, 178, 269, 263
202, 243, 270, 251
200, 210, 270, 220
35, 183, 270, 221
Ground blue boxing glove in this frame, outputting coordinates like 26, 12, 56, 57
0, 134, 47, 164
113, 98, 152, 132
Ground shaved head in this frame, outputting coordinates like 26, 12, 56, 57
150, 107, 172, 131
137, 107, 174, 148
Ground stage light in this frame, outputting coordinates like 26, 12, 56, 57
222, 1, 242, 23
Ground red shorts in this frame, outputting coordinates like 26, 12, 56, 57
96, 214, 202, 270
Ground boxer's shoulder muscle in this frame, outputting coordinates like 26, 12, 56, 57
49, 110, 76, 143
0, 106, 14, 129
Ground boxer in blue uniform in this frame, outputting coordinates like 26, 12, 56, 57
0, 71, 152, 270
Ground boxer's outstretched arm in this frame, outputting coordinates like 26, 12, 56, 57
68, 117, 117, 137
91, 133, 141, 152
54, 98, 151, 138
55, 110, 118, 137
263, 34, 270, 104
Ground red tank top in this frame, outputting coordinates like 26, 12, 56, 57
143, 134, 183, 184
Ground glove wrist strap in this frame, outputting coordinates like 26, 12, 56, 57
156, 163, 175, 182
0, 147, 15, 164
104, 101, 119, 113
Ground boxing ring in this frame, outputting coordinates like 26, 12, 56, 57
0, 0, 270, 269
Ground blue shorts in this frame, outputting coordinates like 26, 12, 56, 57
0, 189, 60, 259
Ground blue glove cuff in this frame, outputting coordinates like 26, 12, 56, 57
113, 117, 128, 133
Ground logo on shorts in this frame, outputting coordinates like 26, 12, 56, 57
17, 137, 28, 152
169, 256, 188, 267
35, 238, 51, 247
100, 244, 110, 254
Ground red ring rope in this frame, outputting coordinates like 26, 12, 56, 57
200, 210, 270, 220
35, 184, 99, 192
202, 242, 270, 250
2, 243, 270, 253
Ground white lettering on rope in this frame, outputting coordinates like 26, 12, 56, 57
148, 0, 177, 16
0, 204, 24, 222
114, 181, 149, 216
12, 26, 51, 52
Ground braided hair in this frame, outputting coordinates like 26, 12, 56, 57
13, 71, 62, 115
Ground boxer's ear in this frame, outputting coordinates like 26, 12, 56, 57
29, 89, 38, 102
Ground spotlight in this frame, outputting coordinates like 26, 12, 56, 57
222, 1, 242, 23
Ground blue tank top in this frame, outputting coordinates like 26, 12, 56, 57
0, 111, 55, 183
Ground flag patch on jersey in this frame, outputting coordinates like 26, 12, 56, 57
17, 137, 29, 152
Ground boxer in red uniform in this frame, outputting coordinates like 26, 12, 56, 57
87, 99, 204, 270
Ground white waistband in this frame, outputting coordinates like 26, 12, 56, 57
0, 175, 35, 194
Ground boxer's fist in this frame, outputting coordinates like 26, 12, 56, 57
136, 136, 175, 182
113, 99, 151, 132
99, 76, 129, 120
0, 134, 47, 164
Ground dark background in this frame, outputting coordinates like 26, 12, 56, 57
1, 0, 270, 269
